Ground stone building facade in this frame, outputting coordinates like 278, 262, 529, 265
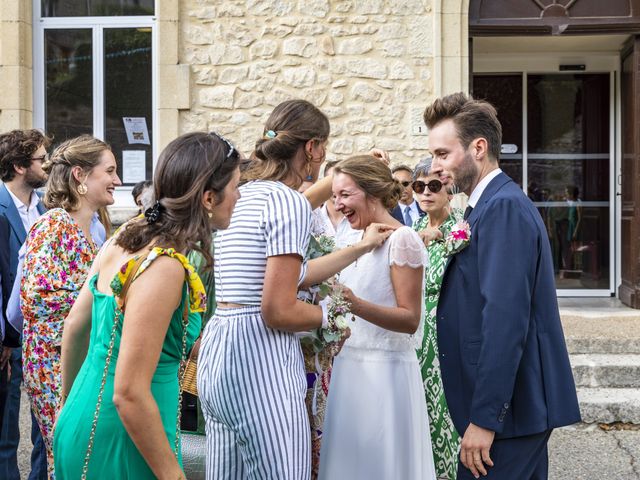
0, 0, 469, 164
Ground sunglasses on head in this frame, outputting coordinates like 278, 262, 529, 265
411, 179, 444, 194
210, 131, 238, 160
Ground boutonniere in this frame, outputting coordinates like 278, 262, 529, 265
444, 220, 471, 256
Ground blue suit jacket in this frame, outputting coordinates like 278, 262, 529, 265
0, 183, 46, 302
391, 202, 426, 226
0, 215, 19, 347
437, 172, 581, 439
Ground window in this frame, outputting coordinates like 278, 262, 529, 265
34, 1, 155, 192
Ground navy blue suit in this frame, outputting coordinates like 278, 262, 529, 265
0, 183, 47, 480
391, 201, 426, 226
437, 173, 580, 478
0, 215, 12, 429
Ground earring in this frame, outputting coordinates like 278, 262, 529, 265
305, 162, 313, 181
208, 211, 213, 218
77, 183, 88, 195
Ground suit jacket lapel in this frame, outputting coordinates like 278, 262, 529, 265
0, 184, 27, 244
441, 173, 512, 285
465, 172, 512, 228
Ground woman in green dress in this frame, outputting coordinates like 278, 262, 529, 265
412, 158, 462, 480
52, 132, 241, 479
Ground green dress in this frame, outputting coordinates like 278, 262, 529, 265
414, 212, 462, 480
53, 248, 204, 479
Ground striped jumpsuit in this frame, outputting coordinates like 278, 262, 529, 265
198, 181, 312, 479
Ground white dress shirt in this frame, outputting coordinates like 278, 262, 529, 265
6, 187, 41, 232
399, 200, 422, 225
467, 168, 503, 208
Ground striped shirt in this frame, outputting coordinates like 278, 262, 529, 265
214, 180, 312, 305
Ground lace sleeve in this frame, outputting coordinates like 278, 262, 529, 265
388, 227, 427, 268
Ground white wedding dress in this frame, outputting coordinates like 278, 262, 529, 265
318, 226, 437, 480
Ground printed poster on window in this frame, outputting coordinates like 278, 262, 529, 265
123, 117, 150, 145
122, 150, 146, 184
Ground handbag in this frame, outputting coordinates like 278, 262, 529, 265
181, 336, 201, 396
82, 252, 191, 479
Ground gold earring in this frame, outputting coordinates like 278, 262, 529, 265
77, 183, 88, 195
208, 211, 213, 218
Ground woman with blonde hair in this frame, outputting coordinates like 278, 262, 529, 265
20, 134, 121, 477
318, 155, 437, 480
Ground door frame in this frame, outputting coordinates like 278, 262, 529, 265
32, 0, 157, 207
473, 52, 620, 297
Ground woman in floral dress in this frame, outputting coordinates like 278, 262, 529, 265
412, 158, 463, 480
21, 135, 120, 478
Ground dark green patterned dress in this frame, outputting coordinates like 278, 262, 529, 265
414, 211, 462, 480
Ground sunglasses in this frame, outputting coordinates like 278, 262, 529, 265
210, 131, 238, 160
31, 153, 49, 163
412, 179, 444, 194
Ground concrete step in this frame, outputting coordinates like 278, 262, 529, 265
571, 354, 640, 388
578, 387, 640, 424
560, 300, 640, 355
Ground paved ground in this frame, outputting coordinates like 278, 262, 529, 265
11, 389, 639, 479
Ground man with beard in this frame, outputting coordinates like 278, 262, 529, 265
423, 93, 580, 480
0, 129, 49, 480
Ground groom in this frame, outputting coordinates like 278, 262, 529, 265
425, 93, 580, 479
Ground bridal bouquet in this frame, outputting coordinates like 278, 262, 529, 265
301, 284, 352, 353
298, 234, 352, 478
444, 219, 471, 256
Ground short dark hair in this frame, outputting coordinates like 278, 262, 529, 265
391, 164, 413, 176
131, 180, 152, 202
423, 92, 502, 162
0, 129, 52, 182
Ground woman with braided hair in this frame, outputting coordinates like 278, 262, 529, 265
20, 135, 120, 478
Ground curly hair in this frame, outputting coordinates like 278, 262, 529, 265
333, 155, 403, 210
0, 129, 52, 182
423, 92, 502, 162
116, 132, 240, 269
42, 135, 111, 211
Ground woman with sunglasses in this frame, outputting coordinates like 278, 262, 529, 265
411, 157, 463, 480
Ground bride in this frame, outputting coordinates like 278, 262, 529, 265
318, 156, 437, 480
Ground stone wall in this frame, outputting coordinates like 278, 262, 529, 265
178, 0, 460, 165
0, 0, 33, 132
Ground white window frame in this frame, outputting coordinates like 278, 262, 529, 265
32, 0, 157, 207
473, 53, 619, 297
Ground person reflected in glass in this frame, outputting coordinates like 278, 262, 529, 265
411, 158, 462, 480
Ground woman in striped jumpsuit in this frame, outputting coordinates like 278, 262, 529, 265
198, 100, 333, 479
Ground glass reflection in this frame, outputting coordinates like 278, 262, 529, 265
45, 29, 93, 145
42, 0, 154, 17
104, 28, 152, 184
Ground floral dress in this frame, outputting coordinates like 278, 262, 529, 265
21, 208, 97, 479
414, 211, 462, 480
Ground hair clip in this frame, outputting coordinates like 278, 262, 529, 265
264, 130, 277, 139
144, 201, 165, 224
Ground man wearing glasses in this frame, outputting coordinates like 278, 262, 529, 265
0, 129, 49, 480
391, 164, 426, 226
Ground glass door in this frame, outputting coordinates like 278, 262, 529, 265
473, 72, 613, 294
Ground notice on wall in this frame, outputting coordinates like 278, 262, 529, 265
123, 117, 150, 145
122, 150, 146, 184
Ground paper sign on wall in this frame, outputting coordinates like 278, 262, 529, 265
123, 117, 150, 145
122, 150, 146, 184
